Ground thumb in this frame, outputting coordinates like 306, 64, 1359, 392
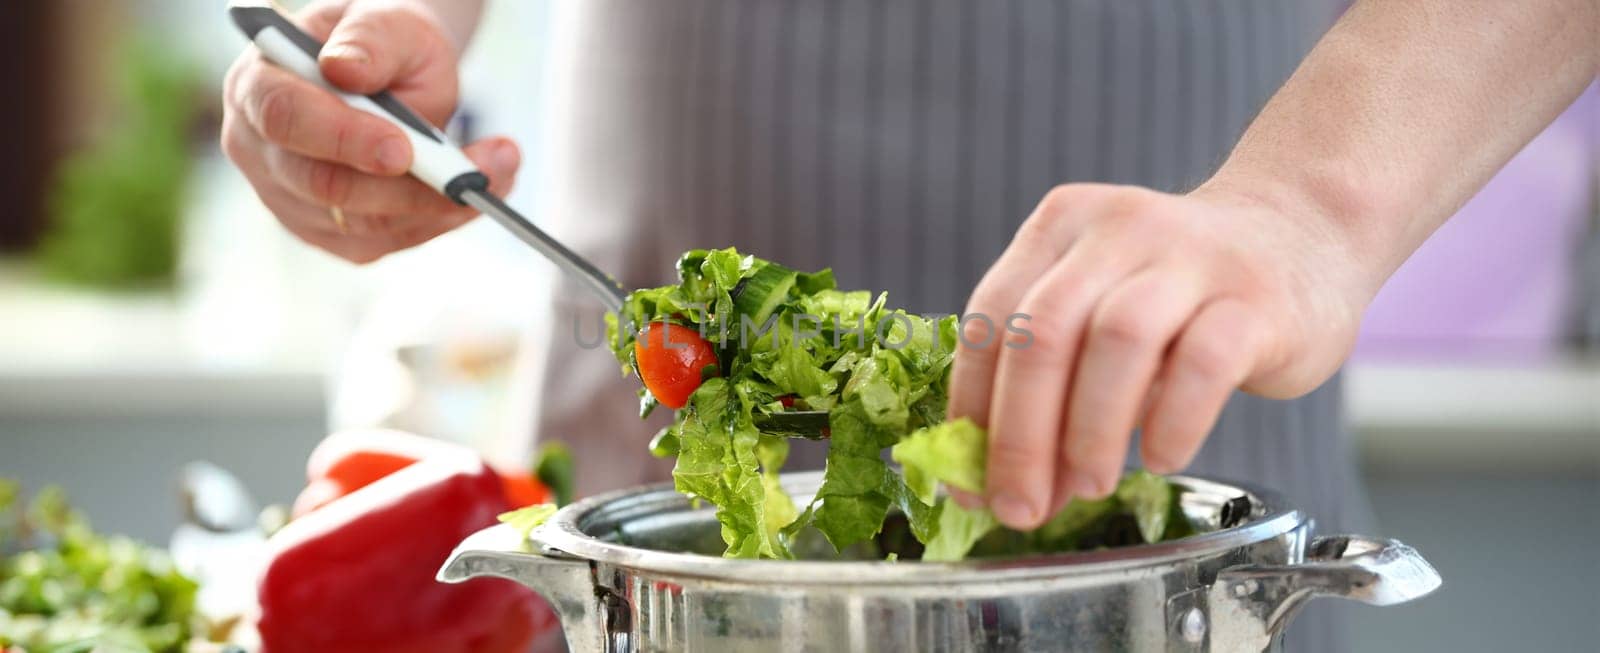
317, 3, 459, 125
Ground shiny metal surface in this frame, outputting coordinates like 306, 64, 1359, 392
461, 189, 628, 312
440, 472, 1439, 652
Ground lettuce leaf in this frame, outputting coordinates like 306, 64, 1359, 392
891, 417, 987, 498
892, 420, 1190, 561
921, 500, 997, 562
1115, 469, 1174, 545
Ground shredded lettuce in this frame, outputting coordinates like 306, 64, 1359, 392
611, 247, 1190, 561
892, 418, 1194, 560
891, 417, 987, 499
498, 503, 558, 541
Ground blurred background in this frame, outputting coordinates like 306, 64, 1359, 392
0, 1, 1594, 651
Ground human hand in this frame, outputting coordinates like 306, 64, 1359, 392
948, 182, 1373, 530
221, 0, 519, 263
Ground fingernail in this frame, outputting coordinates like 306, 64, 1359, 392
374, 135, 410, 173
322, 42, 370, 65
989, 492, 1038, 529
1063, 469, 1107, 499
491, 141, 520, 173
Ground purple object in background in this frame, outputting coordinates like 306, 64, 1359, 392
1355, 82, 1598, 362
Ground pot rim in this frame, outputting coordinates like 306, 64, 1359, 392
532, 471, 1306, 585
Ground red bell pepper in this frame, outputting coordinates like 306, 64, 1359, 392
260, 431, 557, 653
290, 429, 550, 517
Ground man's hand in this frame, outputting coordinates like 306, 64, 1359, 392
948, 183, 1369, 530
221, 0, 517, 263
949, 0, 1596, 533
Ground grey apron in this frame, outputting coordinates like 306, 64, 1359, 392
524, 2, 1363, 650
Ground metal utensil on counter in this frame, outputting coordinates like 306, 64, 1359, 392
179, 461, 259, 533
172, 462, 268, 628
229, 2, 829, 438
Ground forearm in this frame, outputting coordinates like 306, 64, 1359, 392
1206, 0, 1599, 297
410, 0, 487, 52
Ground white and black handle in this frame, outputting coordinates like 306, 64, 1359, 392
228, 1, 487, 204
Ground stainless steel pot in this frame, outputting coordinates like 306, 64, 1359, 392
439, 472, 1439, 652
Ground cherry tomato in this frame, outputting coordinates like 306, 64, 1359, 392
634, 321, 719, 409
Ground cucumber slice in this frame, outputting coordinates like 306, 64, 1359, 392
733, 263, 798, 327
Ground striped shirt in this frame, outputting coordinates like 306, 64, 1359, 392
524, 2, 1358, 649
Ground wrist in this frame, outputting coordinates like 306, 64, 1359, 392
1195, 163, 1400, 299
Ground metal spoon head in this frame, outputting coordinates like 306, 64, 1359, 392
178, 461, 259, 533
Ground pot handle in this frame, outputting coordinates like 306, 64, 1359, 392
1209, 535, 1441, 650
438, 523, 606, 652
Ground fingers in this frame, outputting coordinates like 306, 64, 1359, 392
958, 184, 1295, 531
251, 183, 373, 260
223, 0, 462, 179
1050, 268, 1205, 514
230, 58, 414, 175
262, 141, 435, 216
268, 134, 519, 214
294, 0, 353, 41
948, 185, 1107, 429
463, 137, 523, 195
230, 124, 522, 263
348, 136, 521, 244
256, 177, 450, 265
1139, 299, 1264, 474
981, 244, 1136, 529
319, 1, 460, 124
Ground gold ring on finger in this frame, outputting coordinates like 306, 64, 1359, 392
329, 205, 349, 234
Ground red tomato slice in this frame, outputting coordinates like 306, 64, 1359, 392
634, 322, 719, 409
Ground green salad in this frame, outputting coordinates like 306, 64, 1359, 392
608, 248, 1190, 561
0, 481, 199, 653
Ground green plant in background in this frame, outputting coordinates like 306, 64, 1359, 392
36, 37, 200, 289
0, 480, 199, 653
